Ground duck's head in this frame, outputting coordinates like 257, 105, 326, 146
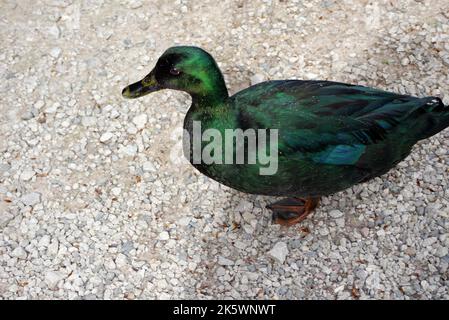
122, 46, 228, 102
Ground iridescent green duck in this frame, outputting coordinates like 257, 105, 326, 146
122, 46, 449, 226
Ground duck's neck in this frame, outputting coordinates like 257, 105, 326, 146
191, 88, 228, 109
190, 68, 229, 109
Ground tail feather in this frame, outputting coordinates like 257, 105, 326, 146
415, 97, 449, 140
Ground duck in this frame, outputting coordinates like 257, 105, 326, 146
122, 46, 449, 226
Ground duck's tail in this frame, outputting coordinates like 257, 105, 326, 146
415, 97, 449, 140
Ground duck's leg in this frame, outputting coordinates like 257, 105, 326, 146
267, 197, 319, 226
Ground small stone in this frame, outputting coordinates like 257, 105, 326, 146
236, 199, 253, 213
158, 292, 171, 300
49, 47, 61, 58
38, 235, 51, 247
177, 217, 191, 227
158, 231, 170, 241
121, 241, 134, 254
306, 72, 318, 79
0, 163, 11, 174
21, 109, 36, 120
11, 247, 27, 259
128, 0, 143, 9
104, 258, 116, 270
329, 209, 344, 218
268, 241, 289, 264
110, 109, 120, 118
111, 187, 121, 196
45, 103, 60, 113
405, 247, 416, 256
356, 269, 368, 280
20, 192, 41, 206
132, 114, 147, 130
34, 100, 45, 110
401, 57, 410, 66
234, 240, 247, 250
242, 212, 255, 223
361, 227, 370, 237
436, 246, 448, 258
422, 237, 437, 246
44, 271, 64, 289
20, 169, 35, 181
218, 256, 235, 266
121, 144, 137, 156
142, 161, 156, 172
216, 267, 226, 276
250, 73, 265, 85
48, 25, 60, 38
319, 227, 329, 236
246, 272, 259, 281
365, 272, 380, 290
115, 254, 128, 268
0, 212, 14, 228
156, 279, 168, 289
81, 116, 96, 127
335, 217, 345, 228
47, 241, 59, 257
100, 132, 114, 143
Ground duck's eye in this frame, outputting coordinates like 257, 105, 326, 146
170, 67, 181, 76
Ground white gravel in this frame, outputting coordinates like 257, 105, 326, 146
0, 0, 448, 300
268, 242, 289, 264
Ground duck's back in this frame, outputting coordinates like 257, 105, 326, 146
219, 80, 449, 196
231, 80, 449, 145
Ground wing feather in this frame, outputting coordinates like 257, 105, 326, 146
232, 80, 428, 166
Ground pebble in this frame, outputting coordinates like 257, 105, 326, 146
329, 209, 344, 218
218, 256, 235, 266
158, 231, 170, 241
38, 235, 51, 248
44, 271, 64, 289
237, 199, 254, 213
47, 25, 60, 38
361, 227, 370, 237
436, 247, 448, 258
115, 254, 128, 268
21, 109, 36, 120
250, 74, 265, 85
49, 47, 62, 58
20, 169, 35, 181
111, 187, 121, 196
0, 212, 14, 228
132, 114, 148, 129
104, 258, 116, 270
11, 247, 27, 260
20, 192, 41, 206
376, 229, 386, 237
99, 132, 114, 143
45, 103, 60, 114
82, 116, 96, 127
47, 241, 59, 257
365, 272, 381, 290
177, 217, 191, 227
142, 161, 156, 172
268, 242, 289, 264
216, 267, 226, 276
128, 0, 143, 9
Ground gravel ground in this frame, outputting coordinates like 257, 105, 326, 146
1, 0, 449, 300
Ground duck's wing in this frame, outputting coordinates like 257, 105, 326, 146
232, 80, 446, 167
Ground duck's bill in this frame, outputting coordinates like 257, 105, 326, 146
122, 72, 161, 99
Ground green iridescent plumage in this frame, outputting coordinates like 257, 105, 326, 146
123, 46, 449, 224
